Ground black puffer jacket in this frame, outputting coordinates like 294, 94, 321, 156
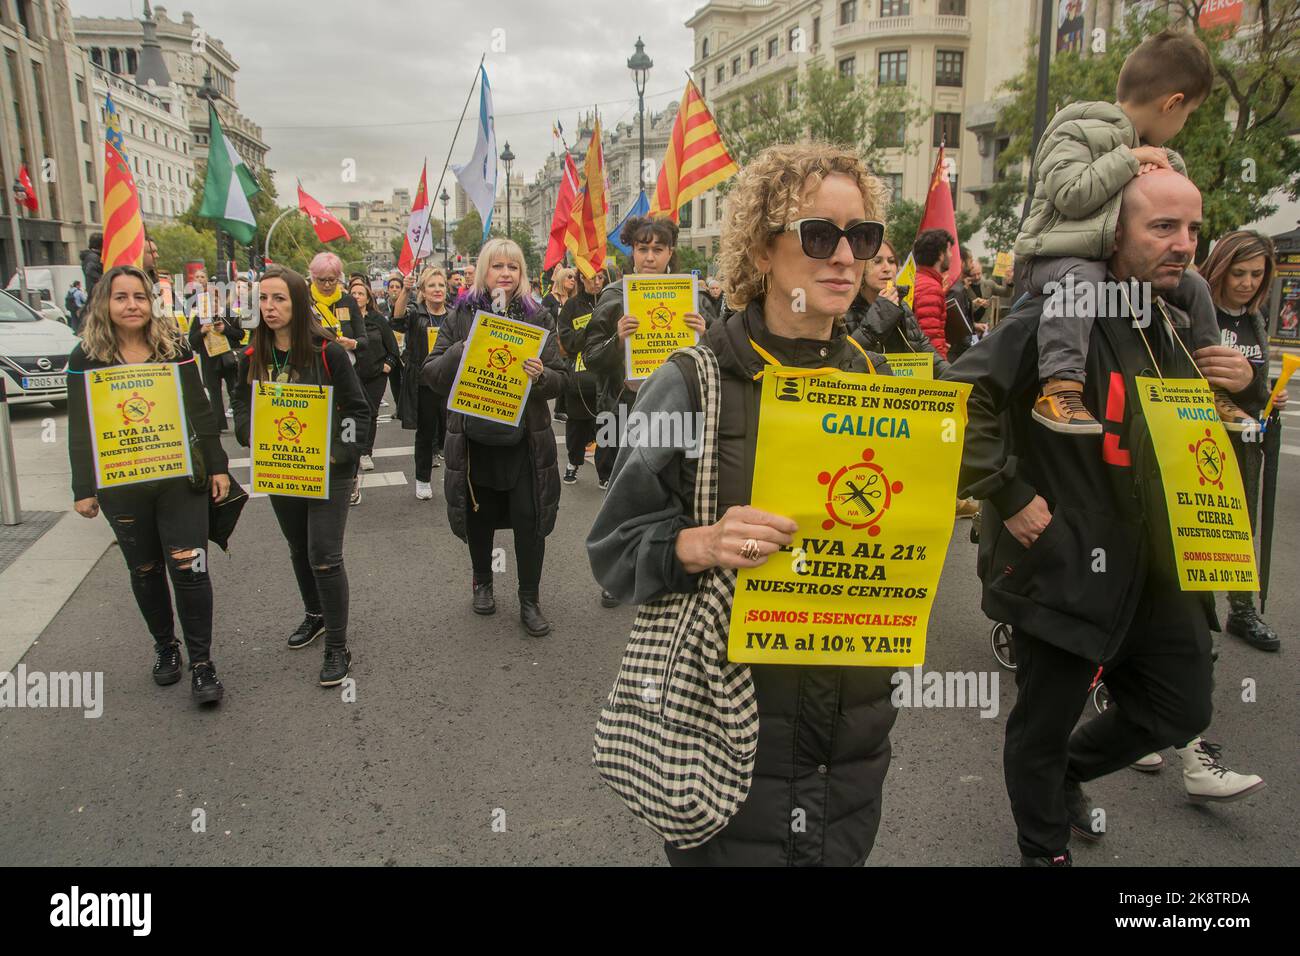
424, 295, 567, 540
588, 301, 898, 866
355, 307, 401, 382
557, 288, 600, 422
846, 294, 950, 376
581, 284, 636, 415
392, 301, 449, 428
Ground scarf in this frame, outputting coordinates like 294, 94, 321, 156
311, 283, 344, 330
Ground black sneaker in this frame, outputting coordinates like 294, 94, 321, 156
597, 478, 609, 490
1021, 850, 1072, 867
563, 465, 579, 485
320, 647, 351, 687
191, 661, 224, 705
554, 412, 568, 423
288, 614, 325, 650
1065, 780, 1103, 842
600, 589, 619, 609
153, 640, 182, 686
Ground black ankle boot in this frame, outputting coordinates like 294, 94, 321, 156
519, 589, 550, 636
1227, 604, 1279, 652
472, 577, 495, 615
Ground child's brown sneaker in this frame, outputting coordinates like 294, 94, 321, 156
1032, 379, 1102, 434
1212, 388, 1256, 433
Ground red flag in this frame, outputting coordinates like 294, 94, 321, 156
297, 183, 350, 243
17, 164, 37, 212
917, 145, 961, 288
543, 153, 580, 272
398, 163, 431, 276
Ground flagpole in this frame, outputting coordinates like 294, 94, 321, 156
415, 53, 486, 267
264, 206, 297, 264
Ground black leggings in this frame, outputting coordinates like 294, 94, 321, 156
466, 485, 545, 592
565, 416, 597, 468
360, 374, 388, 456
270, 475, 353, 649
98, 478, 214, 663
415, 386, 445, 482
204, 357, 239, 431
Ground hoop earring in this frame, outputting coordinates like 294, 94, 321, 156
760, 272, 771, 296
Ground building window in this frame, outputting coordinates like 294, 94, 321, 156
839, 0, 857, 26
939, 0, 967, 14
748, 47, 758, 67
883, 173, 903, 205
767, 37, 779, 59
716, 65, 725, 84
812, 16, 820, 46
878, 112, 907, 148
732, 56, 741, 77
933, 112, 962, 147
108, 49, 120, 73
89, 200, 97, 221
126, 50, 137, 74
76, 76, 86, 102
788, 26, 800, 51
936, 50, 964, 87
81, 120, 90, 144
880, 0, 910, 16
85, 160, 94, 184
679, 200, 692, 228
878, 50, 908, 85
702, 38, 709, 58
90, 48, 103, 67
838, 57, 855, 78
787, 78, 798, 107
699, 76, 706, 98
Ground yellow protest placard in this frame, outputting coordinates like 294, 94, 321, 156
174, 311, 191, 334
571, 312, 592, 372
882, 353, 934, 379
624, 275, 698, 381
204, 327, 231, 358
426, 325, 440, 353
85, 363, 192, 489
447, 311, 548, 426
250, 381, 333, 499
993, 252, 1013, 281
728, 370, 971, 667
1135, 376, 1257, 591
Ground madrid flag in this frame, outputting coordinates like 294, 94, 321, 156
297, 183, 350, 243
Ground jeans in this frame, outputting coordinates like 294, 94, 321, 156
269, 475, 353, 649
1030, 257, 1218, 383
360, 374, 388, 456
415, 385, 445, 482
466, 485, 545, 592
98, 478, 214, 663
1003, 573, 1213, 857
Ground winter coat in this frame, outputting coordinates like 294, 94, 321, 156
423, 294, 566, 541
66, 342, 227, 501
587, 301, 898, 866
944, 280, 984, 363
846, 294, 950, 376
1014, 101, 1186, 262
912, 265, 949, 358
355, 307, 401, 382
80, 248, 103, 299
941, 285, 1233, 664
557, 288, 601, 422
392, 300, 450, 428
231, 338, 371, 481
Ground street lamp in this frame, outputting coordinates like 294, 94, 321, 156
439, 187, 450, 272
627, 37, 653, 193
500, 141, 515, 236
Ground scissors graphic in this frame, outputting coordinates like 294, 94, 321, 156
1199, 445, 1221, 476
836, 473, 882, 514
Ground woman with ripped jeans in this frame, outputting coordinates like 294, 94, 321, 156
68, 266, 231, 706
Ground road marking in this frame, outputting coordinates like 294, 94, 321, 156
1283, 444, 1300, 457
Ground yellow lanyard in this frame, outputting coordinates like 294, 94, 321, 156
747, 335, 876, 380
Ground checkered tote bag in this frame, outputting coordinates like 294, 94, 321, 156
592, 345, 760, 849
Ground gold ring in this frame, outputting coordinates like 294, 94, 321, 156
740, 538, 761, 561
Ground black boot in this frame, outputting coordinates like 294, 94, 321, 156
1065, 779, 1103, 842
519, 589, 551, 637
1226, 602, 1280, 652
472, 576, 495, 615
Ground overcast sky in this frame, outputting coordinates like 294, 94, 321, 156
75, 0, 701, 205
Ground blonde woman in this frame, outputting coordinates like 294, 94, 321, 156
425, 238, 567, 636
394, 266, 452, 498
67, 265, 230, 705
587, 143, 892, 866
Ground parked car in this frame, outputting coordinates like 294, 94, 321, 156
5, 266, 86, 325
0, 289, 79, 406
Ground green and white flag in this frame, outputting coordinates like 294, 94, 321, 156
198, 104, 260, 244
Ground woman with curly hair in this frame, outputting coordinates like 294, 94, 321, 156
587, 143, 894, 866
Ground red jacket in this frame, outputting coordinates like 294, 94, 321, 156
912, 265, 949, 359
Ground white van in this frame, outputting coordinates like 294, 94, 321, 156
0, 289, 80, 406
5, 266, 87, 324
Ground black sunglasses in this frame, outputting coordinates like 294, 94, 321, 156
784, 218, 885, 260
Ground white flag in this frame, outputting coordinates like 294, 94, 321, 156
452, 66, 497, 241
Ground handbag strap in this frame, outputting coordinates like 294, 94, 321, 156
680, 345, 723, 527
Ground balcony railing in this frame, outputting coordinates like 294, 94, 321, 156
832, 13, 971, 44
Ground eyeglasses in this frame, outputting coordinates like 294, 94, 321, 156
784, 218, 885, 261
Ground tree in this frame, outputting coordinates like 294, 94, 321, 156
885, 199, 980, 260
718, 62, 931, 190
675, 246, 712, 276
992, 4, 1300, 258
151, 223, 216, 275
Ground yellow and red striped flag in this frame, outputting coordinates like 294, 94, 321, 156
101, 94, 145, 269
564, 118, 608, 278
649, 79, 739, 223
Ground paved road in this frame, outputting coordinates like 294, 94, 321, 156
0, 399, 1296, 866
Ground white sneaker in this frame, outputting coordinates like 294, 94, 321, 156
1177, 738, 1266, 803
359, 455, 375, 472
415, 480, 433, 500
1130, 752, 1164, 772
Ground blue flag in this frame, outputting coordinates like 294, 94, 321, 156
452, 66, 498, 242
609, 190, 650, 256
